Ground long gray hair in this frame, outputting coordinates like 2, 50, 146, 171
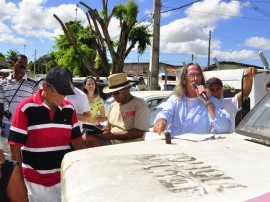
173, 63, 206, 99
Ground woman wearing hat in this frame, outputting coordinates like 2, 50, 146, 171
84, 73, 151, 147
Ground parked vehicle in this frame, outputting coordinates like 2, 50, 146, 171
203, 69, 270, 109
61, 92, 270, 202
0, 69, 13, 80
72, 77, 108, 100
158, 80, 177, 91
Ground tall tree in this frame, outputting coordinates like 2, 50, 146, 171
80, 0, 151, 73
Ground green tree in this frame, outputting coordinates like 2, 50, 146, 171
0, 52, 7, 69
5, 50, 20, 68
52, 19, 104, 76
80, 0, 151, 73
28, 54, 51, 74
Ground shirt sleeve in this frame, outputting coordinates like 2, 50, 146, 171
81, 93, 90, 113
71, 109, 83, 141
0, 82, 5, 104
154, 95, 176, 124
209, 97, 232, 134
8, 102, 29, 146
133, 99, 151, 131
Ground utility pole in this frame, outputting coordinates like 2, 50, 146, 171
137, 55, 140, 76
207, 30, 211, 67
34, 49, 36, 78
149, 0, 161, 90
75, 3, 79, 20
149, 0, 202, 89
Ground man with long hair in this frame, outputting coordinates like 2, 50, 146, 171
153, 63, 231, 137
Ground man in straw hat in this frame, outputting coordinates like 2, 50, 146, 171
8, 67, 87, 201
84, 73, 151, 147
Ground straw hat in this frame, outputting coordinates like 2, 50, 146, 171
103, 73, 134, 94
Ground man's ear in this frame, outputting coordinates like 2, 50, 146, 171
42, 81, 48, 90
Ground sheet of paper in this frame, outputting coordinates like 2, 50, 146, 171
174, 133, 220, 142
145, 132, 220, 142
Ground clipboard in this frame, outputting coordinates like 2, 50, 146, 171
82, 123, 103, 135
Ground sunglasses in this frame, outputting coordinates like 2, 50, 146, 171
109, 87, 127, 96
110, 90, 121, 96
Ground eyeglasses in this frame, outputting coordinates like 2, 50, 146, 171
187, 74, 203, 79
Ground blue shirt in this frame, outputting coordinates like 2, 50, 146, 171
155, 95, 232, 137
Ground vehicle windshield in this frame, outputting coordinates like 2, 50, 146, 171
236, 92, 270, 140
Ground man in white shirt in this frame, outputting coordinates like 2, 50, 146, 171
206, 67, 258, 133
65, 83, 91, 122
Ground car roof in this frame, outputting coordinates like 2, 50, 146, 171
0, 69, 13, 73
61, 91, 270, 202
130, 90, 172, 99
62, 133, 270, 202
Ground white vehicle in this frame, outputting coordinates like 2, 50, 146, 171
158, 80, 177, 91
72, 76, 108, 85
203, 69, 270, 109
0, 69, 13, 79
61, 92, 270, 202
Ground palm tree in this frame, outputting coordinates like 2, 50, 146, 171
5, 50, 20, 68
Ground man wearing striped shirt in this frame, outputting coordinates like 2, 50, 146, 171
8, 67, 87, 202
0, 54, 38, 153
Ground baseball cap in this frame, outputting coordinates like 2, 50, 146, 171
45, 67, 75, 96
206, 77, 223, 88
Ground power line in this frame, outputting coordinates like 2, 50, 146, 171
230, 0, 270, 17
185, 9, 270, 21
161, 0, 202, 14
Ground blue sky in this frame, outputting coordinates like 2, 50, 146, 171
0, 0, 270, 68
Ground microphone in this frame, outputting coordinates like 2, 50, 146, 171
193, 82, 209, 101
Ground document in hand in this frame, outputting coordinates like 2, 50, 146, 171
82, 123, 103, 135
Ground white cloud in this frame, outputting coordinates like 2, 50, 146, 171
160, 38, 220, 56
161, 11, 172, 18
1, 0, 89, 42
0, 22, 11, 33
0, 0, 17, 20
0, 33, 26, 43
185, 0, 241, 26
158, 0, 245, 61
108, 17, 121, 40
245, 37, 270, 50
212, 49, 258, 60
